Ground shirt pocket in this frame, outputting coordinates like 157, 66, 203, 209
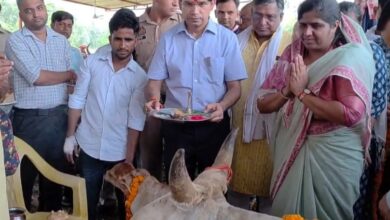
205, 57, 225, 84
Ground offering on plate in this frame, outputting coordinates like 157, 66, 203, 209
151, 108, 211, 122
172, 108, 186, 119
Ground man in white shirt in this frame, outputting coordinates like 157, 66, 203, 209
94, 0, 181, 182
64, 9, 147, 220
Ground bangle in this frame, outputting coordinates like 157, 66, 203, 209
298, 92, 305, 101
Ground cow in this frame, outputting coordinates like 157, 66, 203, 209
104, 129, 280, 220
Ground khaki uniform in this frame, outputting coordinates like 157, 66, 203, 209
135, 9, 181, 72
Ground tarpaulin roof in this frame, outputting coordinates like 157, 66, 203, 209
63, 0, 151, 10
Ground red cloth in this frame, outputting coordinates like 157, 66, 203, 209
309, 76, 366, 134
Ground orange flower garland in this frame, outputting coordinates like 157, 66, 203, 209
282, 214, 304, 220
125, 175, 145, 220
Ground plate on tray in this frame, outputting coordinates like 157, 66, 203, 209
151, 108, 211, 122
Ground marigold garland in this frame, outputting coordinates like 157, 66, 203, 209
282, 214, 304, 220
125, 175, 145, 220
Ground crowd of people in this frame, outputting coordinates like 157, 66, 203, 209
1, 0, 390, 219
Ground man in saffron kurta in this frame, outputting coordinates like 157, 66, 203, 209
230, 0, 290, 201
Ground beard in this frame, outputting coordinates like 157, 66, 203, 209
26, 17, 48, 31
61, 31, 70, 39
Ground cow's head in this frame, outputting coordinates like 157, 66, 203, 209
104, 128, 238, 203
169, 128, 238, 204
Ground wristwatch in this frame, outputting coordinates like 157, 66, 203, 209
298, 89, 311, 101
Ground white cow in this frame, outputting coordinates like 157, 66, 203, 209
105, 129, 280, 220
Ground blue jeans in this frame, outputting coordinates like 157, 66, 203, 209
78, 150, 125, 220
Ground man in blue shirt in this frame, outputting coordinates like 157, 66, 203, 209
51, 10, 84, 77
145, 0, 247, 179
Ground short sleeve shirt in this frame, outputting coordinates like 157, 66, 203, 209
148, 21, 247, 111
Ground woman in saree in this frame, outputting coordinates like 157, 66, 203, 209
257, 0, 375, 219
0, 54, 18, 176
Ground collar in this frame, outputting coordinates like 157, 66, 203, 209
175, 20, 218, 35
232, 24, 239, 34
249, 30, 268, 46
21, 26, 62, 39
97, 50, 138, 72
139, 8, 180, 24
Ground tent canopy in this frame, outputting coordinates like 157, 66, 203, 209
63, 0, 152, 10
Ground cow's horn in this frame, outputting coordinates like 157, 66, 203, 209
212, 128, 238, 167
169, 149, 198, 203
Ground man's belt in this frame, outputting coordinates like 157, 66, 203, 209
13, 105, 67, 116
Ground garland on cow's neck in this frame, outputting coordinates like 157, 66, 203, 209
282, 214, 304, 220
125, 175, 145, 220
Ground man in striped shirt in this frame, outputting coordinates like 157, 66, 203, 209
5, 0, 75, 211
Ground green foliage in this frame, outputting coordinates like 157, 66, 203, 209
0, 0, 19, 32
0, 0, 109, 51
282, 18, 297, 34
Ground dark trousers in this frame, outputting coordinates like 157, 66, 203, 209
162, 112, 230, 180
78, 150, 125, 220
139, 116, 163, 180
138, 94, 166, 180
12, 105, 67, 211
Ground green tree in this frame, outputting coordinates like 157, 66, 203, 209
0, 0, 19, 32
0, 0, 109, 51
